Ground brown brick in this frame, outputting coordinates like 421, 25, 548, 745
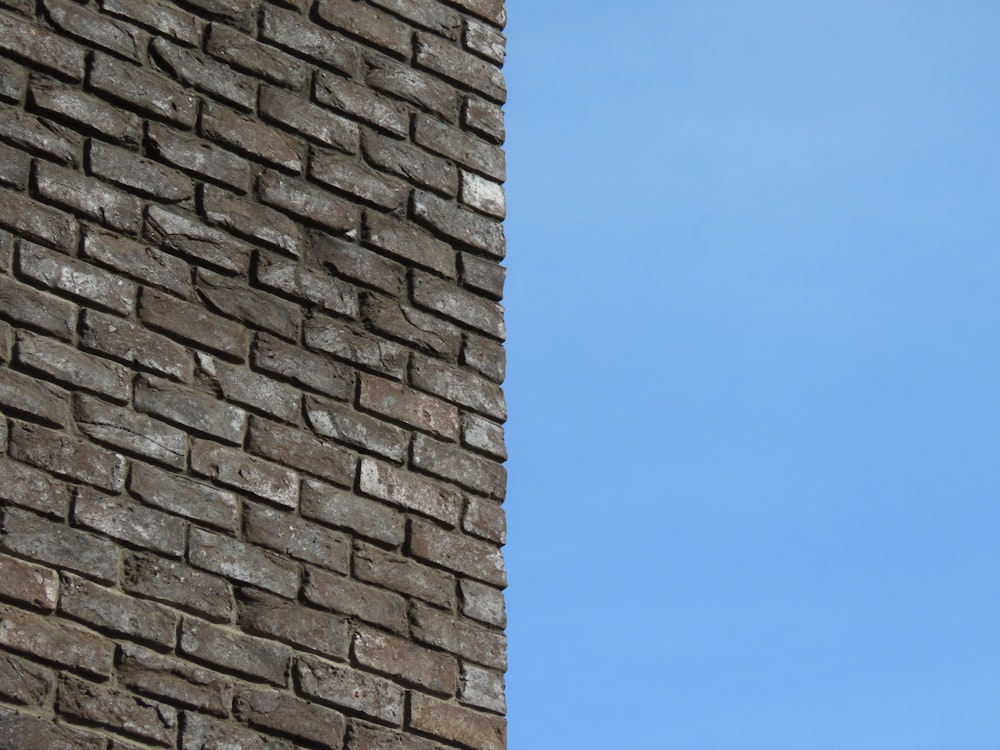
0, 552, 59, 610
461, 251, 505, 300
257, 252, 359, 318
248, 415, 357, 487
196, 353, 300, 424
17, 330, 131, 401
89, 53, 198, 127
315, 71, 409, 137
363, 129, 459, 197
80, 309, 193, 382
201, 183, 303, 255
0, 140, 29, 189
182, 714, 293, 750
411, 355, 506, 420
359, 457, 461, 525
57, 675, 178, 746
415, 113, 505, 181
74, 394, 187, 469
461, 662, 505, 713
18, 239, 137, 315
201, 101, 303, 173
415, 32, 505, 103
139, 286, 250, 360
0, 456, 70, 517
34, 161, 142, 233
412, 271, 505, 339
146, 122, 252, 193
449, 0, 506, 27
460, 578, 506, 628
238, 588, 349, 659
410, 518, 505, 588
130, 462, 240, 532
180, 617, 291, 686
365, 211, 459, 278
134, 373, 248, 444
9, 421, 126, 492
99, 0, 202, 46
355, 542, 455, 608
0, 107, 81, 166
198, 268, 299, 340
465, 17, 506, 65
29, 80, 142, 145
311, 149, 408, 210
0, 651, 54, 707
59, 573, 178, 648
460, 412, 506, 460
236, 688, 347, 748
180, 0, 257, 31
123, 551, 234, 622
361, 373, 460, 439
361, 294, 461, 360
411, 602, 506, 671
461, 333, 505, 383
301, 478, 405, 547
206, 24, 310, 89
306, 395, 408, 462
89, 139, 194, 202
412, 433, 505, 498
365, 51, 460, 121
0, 366, 69, 427
191, 438, 301, 508
463, 95, 505, 144
258, 170, 359, 234
152, 36, 256, 111
0, 275, 76, 342
348, 722, 446, 750
409, 693, 505, 750
411, 190, 504, 257
0, 188, 79, 251
304, 315, 407, 380
81, 225, 192, 299
189, 527, 300, 598
254, 332, 355, 400
463, 496, 505, 545
317, 0, 411, 59
117, 643, 232, 716
260, 5, 361, 77
260, 85, 358, 152
75, 487, 187, 557
369, 0, 462, 39
245, 502, 350, 574
315, 234, 406, 295
304, 567, 407, 633
0, 715, 105, 750
44, 0, 144, 61
296, 655, 404, 725
145, 204, 253, 274
0, 507, 117, 582
0, 11, 86, 80
0, 605, 114, 678
0, 57, 27, 103
353, 626, 458, 695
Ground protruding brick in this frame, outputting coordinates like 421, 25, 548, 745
81, 225, 192, 299
412, 271, 505, 339
8, 421, 126, 492
152, 36, 256, 111
301, 478, 405, 547
465, 17, 506, 65
238, 588, 349, 659
146, 122, 252, 193
74, 394, 187, 469
461, 578, 506, 628
59, 573, 178, 647
460, 169, 506, 218
415, 32, 506, 103
304, 567, 407, 633
89, 53, 197, 127
245, 502, 351, 573
359, 457, 461, 525
180, 617, 291, 686
315, 71, 409, 138
296, 655, 404, 725
189, 527, 300, 598
411, 602, 506, 670
411, 354, 507, 420
412, 433, 505, 498
258, 170, 359, 234
260, 85, 358, 152
315, 234, 406, 295
44, 0, 144, 61
0, 366, 69, 427
130, 462, 240, 532
304, 314, 407, 380
0, 553, 59, 611
355, 542, 455, 608
145, 204, 253, 274
139, 286, 250, 360
75, 487, 187, 557
409, 693, 505, 750
80, 309, 193, 382
412, 190, 505, 257
118, 643, 232, 716
56, 675, 178, 746
410, 518, 506, 588
29, 80, 142, 145
123, 552, 234, 622
0, 651, 54, 707
196, 353, 300, 424
306, 395, 408, 462
34, 161, 142, 233
17, 330, 131, 402
0, 108, 81, 166
206, 25, 310, 89
201, 101, 303, 173
236, 688, 347, 748
254, 332, 354, 400
364, 210, 457, 278
464, 496, 506, 545
353, 627, 458, 695
18, 239, 137, 315
461, 662, 506, 713
0, 11, 86, 80
134, 373, 248, 444
0, 605, 115, 678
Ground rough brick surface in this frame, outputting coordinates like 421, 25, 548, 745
0, 0, 508, 745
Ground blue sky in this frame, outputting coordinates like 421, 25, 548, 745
501, 2, 1000, 747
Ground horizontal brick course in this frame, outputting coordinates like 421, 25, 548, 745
16, 332, 129, 405
29, 80, 144, 145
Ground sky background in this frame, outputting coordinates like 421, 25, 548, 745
500, 2, 1000, 748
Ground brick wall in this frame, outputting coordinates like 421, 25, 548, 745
0, 0, 508, 747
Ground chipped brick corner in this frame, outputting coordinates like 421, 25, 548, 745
0, 0, 508, 748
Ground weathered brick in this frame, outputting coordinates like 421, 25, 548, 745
355, 542, 455, 608
415, 32, 505, 103
29, 80, 142, 145
134, 373, 247, 444
410, 518, 505, 588
89, 139, 194, 203
254, 332, 354, 401
258, 170, 359, 234
0, 107, 81, 166
304, 567, 407, 633
130, 462, 239, 532
260, 85, 358, 152
183, 713, 292, 750
44, 0, 144, 61
201, 183, 303, 255
296, 655, 404, 725
315, 234, 406, 295
461, 412, 506, 459
244, 502, 351, 574
462, 333, 505, 383
75, 487, 187, 557
0, 605, 114, 677
363, 129, 459, 197
369, 0, 462, 38
0, 319, 10, 363
358, 457, 461, 525
99, 0, 202, 46
180, 617, 291, 686
463, 95, 505, 144
463, 496, 505, 545
0, 651, 54, 707
59, 573, 178, 647
362, 294, 461, 359
354, 626, 458, 695
74, 394, 187, 469
191, 438, 301, 509
461, 252, 505, 300
257, 252, 359, 318
0, 57, 26, 103
34, 161, 143, 233
9, 421, 126, 492
247, 415, 357, 487
89, 53, 198, 127
348, 722, 446, 750
18, 239, 137, 315
189, 527, 300, 598
0, 140, 29, 188
301, 478, 405, 547
411, 602, 506, 671
0, 366, 69, 426
180, 0, 257, 31
206, 24, 310, 89
411, 190, 504, 258
238, 588, 349, 659
0, 10, 86, 80
412, 271, 505, 339
260, 5, 361, 77
315, 71, 409, 138
146, 122, 251, 194
82, 226, 192, 299
16, 331, 127, 402
0, 715, 106, 750
0, 276, 75, 342
145, 204, 253, 274
80, 308, 193, 382
460, 169, 506, 218
304, 315, 407, 379
450, 0, 506, 27
409, 693, 505, 750
152, 37, 256, 111
306, 395, 408, 462
312, 149, 408, 210
460, 578, 506, 628
201, 101, 303, 173
236, 688, 347, 748
0, 552, 59, 610
57, 675, 178, 746
0, 188, 79, 250
123, 551, 234, 622
465, 17, 506, 65
365, 51, 460, 121
415, 113, 505, 181
0, 457, 71, 517
118, 643, 232, 716
413, 433, 505, 498
317, 0, 411, 59
363, 212, 456, 279
196, 267, 300, 339
461, 662, 505, 713
139, 286, 250, 360
360, 373, 460, 439
196, 353, 300, 424
412, 355, 506, 419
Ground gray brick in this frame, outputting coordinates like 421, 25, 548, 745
118, 643, 232, 716
99, 0, 202, 46
296, 655, 404, 724
0, 366, 69, 427
146, 121, 252, 193
460, 169, 506, 218
183, 713, 292, 750
306, 395, 409, 462
304, 567, 407, 633
145, 204, 253, 274
17, 239, 137, 314
248, 415, 357, 487
29, 80, 142, 145
245, 503, 350, 574
152, 37, 256, 111
460, 578, 506, 628
260, 85, 358, 152
80, 308, 194, 382
180, 617, 291, 686
0, 11, 86, 80
238, 588, 349, 660
301, 477, 405, 547
88, 139, 194, 202
201, 183, 303, 255
353, 626, 458, 695
56, 675, 178, 746
410, 518, 505, 588
465, 16, 506, 65
196, 353, 300, 424
412, 433, 506, 498
461, 251, 506, 300
304, 314, 407, 379
260, 5, 361, 77
90, 52, 198, 127
415, 113, 505, 181
134, 373, 248, 444
253, 332, 354, 401
0, 107, 81, 166
180, 0, 257, 31
411, 354, 507, 420
0, 715, 106, 750
201, 101, 303, 173
43, 0, 144, 61
0, 188, 79, 251
348, 722, 446, 750
415, 32, 505, 103
0, 456, 71, 517
463, 94, 505, 143
206, 24, 310, 89
197, 267, 300, 339
317, 0, 412, 59
0, 275, 76, 341
123, 551, 234, 622
311, 148, 408, 210
75, 487, 187, 557
189, 527, 300, 598
0, 58, 26, 103
0, 605, 115, 678
360, 373, 460, 439
365, 51, 460, 121
363, 129, 459, 197
74, 394, 187, 469
412, 190, 505, 257
17, 331, 128, 401
0, 552, 59, 611
59, 573, 178, 647
238, 689, 348, 748
315, 234, 406, 295
368, 0, 462, 39
81, 225, 192, 299
362, 294, 461, 359
258, 170, 359, 234
0, 140, 29, 188
463, 496, 505, 545
411, 601, 506, 670
34, 161, 142, 233
139, 286, 250, 360
191, 438, 300, 509
355, 542, 456, 608
462, 333, 506, 383
461, 412, 507, 460
461, 662, 506, 713
315, 71, 409, 137
257, 252, 359, 318
358, 456, 461, 525
450, 0, 506, 27
412, 271, 505, 339
129, 462, 240, 532
9, 421, 126, 492
409, 692, 505, 750
0, 650, 54, 707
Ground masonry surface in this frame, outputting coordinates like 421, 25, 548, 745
0, 0, 508, 747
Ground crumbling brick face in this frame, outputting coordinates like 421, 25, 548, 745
0, 1, 507, 747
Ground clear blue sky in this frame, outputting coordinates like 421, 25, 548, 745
501, 2, 1000, 747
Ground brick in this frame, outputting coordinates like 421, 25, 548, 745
183, 713, 292, 750
201, 183, 303, 255
311, 149, 408, 210
57, 675, 178, 746
90, 53, 198, 127
0, 276, 74, 342
301, 478, 405, 547
253, 332, 354, 400
315, 71, 409, 137
348, 722, 446, 750
245, 502, 351, 573
9, 421, 126, 492
258, 170, 359, 234
0, 366, 69, 427
355, 542, 455, 608
409, 693, 505, 750
368, 0, 462, 39
201, 101, 303, 173
317, 0, 411, 59
118, 643, 232, 716
74, 394, 187, 469
59, 573, 178, 647
0, 319, 10, 363
0, 605, 114, 677
76, 487, 187, 557
0, 552, 59, 610
412, 190, 504, 257
412, 355, 506, 419
415, 114, 505, 181
238, 588, 349, 659
257, 252, 359, 318
80, 309, 194, 382
0, 11, 86, 80
152, 37, 256, 111
462, 333, 505, 383
196, 353, 300, 424
29, 80, 142, 145
260, 5, 361, 77
191, 438, 301, 509
460, 169, 506, 218
197, 268, 299, 340
461, 251, 505, 299
363, 129, 459, 197
304, 315, 407, 379
123, 551, 234, 622
411, 602, 505, 671
0, 651, 54, 707
362, 294, 461, 359
259, 85, 358, 152
206, 24, 310, 89
34, 161, 143, 233
44, 0, 144, 61
0, 140, 29, 188
176, 0, 257, 30
146, 121, 251, 193
0, 457, 71, 517
81, 225, 192, 299
145, 204, 253, 274
360, 373, 460, 439
415, 32, 505, 103
465, 17, 506, 65
306, 395, 408, 462
130, 462, 240, 532
0, 58, 26, 102
354, 626, 457, 695
0, 188, 78, 250
248, 414, 357, 487
365, 52, 460, 121
304, 567, 407, 633
139, 286, 250, 360
315, 234, 406, 295
410, 518, 505, 588
413, 433, 505, 498
236, 688, 347, 748
358, 457, 460, 525
461, 663, 505, 713
180, 617, 291, 686
0, 714, 106, 750
412, 271, 505, 339
460, 578, 506, 628
89, 139, 194, 202
450, 0, 506, 27
296, 655, 404, 725
134, 373, 248, 444
463, 496, 505, 545
461, 413, 506, 460
189, 526, 300, 598
18, 239, 137, 315
17, 331, 126, 401
0, 107, 81, 166
463, 95, 505, 143
99, 0, 202, 46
